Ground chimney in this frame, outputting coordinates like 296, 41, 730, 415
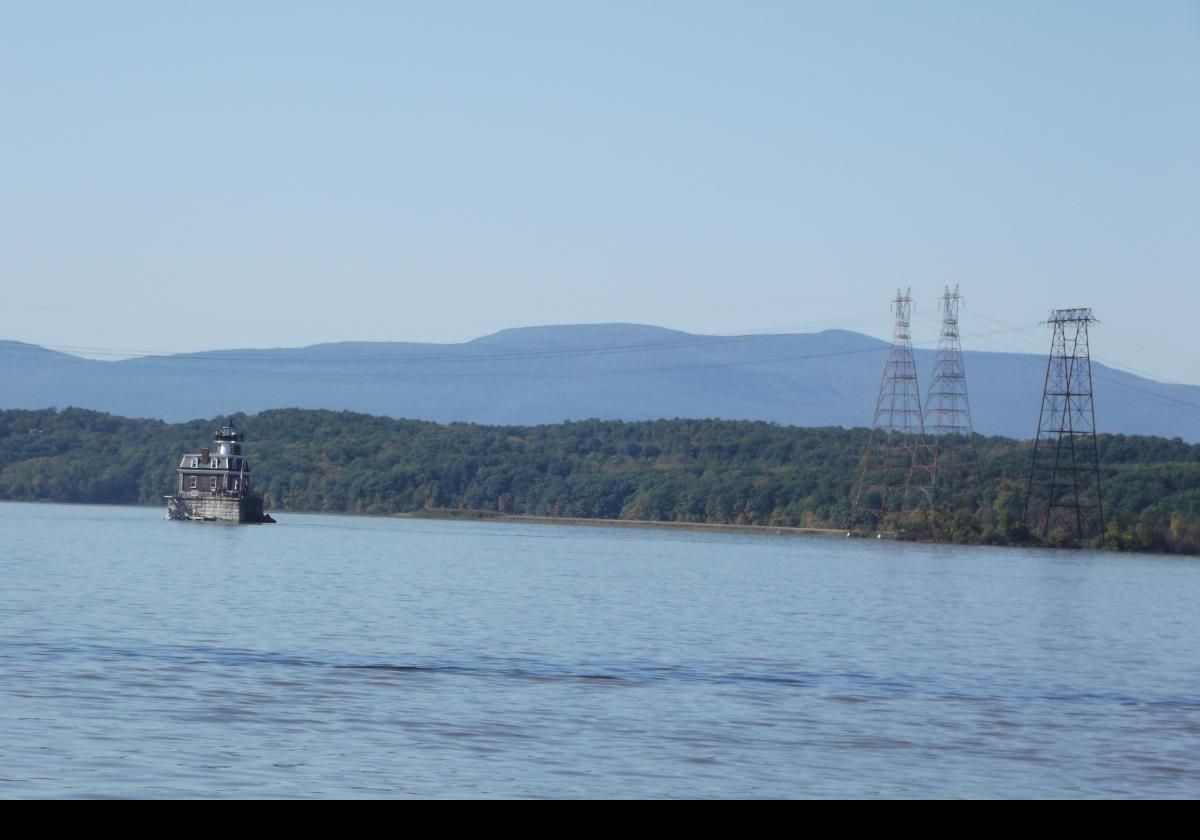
201, 448, 210, 464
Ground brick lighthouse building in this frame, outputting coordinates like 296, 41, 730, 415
165, 420, 272, 523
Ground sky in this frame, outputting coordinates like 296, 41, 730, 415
2, 1, 1197, 382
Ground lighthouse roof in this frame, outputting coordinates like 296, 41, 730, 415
214, 418, 243, 442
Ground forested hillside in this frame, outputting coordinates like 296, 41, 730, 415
1, 407, 1199, 553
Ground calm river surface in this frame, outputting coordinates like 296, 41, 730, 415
1, 502, 1197, 798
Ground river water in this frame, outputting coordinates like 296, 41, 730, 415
1, 502, 1197, 798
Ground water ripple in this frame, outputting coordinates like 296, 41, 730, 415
4, 504, 1200, 798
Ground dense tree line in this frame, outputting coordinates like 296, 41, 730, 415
1, 407, 1199, 554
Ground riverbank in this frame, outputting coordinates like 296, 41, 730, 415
4, 407, 1197, 554
398, 507, 853, 539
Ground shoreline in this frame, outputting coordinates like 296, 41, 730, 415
0, 499, 1128, 553
396, 508, 853, 539
0, 498, 846, 538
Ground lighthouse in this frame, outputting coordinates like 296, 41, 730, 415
165, 419, 273, 523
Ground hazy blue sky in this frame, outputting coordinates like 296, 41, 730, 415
2, 2, 1197, 381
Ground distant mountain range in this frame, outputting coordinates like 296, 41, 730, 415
3, 324, 1198, 441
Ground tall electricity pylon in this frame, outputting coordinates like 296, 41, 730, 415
1024, 308, 1105, 545
924, 285, 978, 500
851, 289, 936, 532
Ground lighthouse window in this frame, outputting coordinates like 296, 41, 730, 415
209, 477, 218, 491
189, 476, 198, 490
191, 458, 198, 468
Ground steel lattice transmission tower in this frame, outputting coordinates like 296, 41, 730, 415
924, 285, 978, 497
924, 285, 974, 437
851, 289, 936, 532
1024, 308, 1105, 545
